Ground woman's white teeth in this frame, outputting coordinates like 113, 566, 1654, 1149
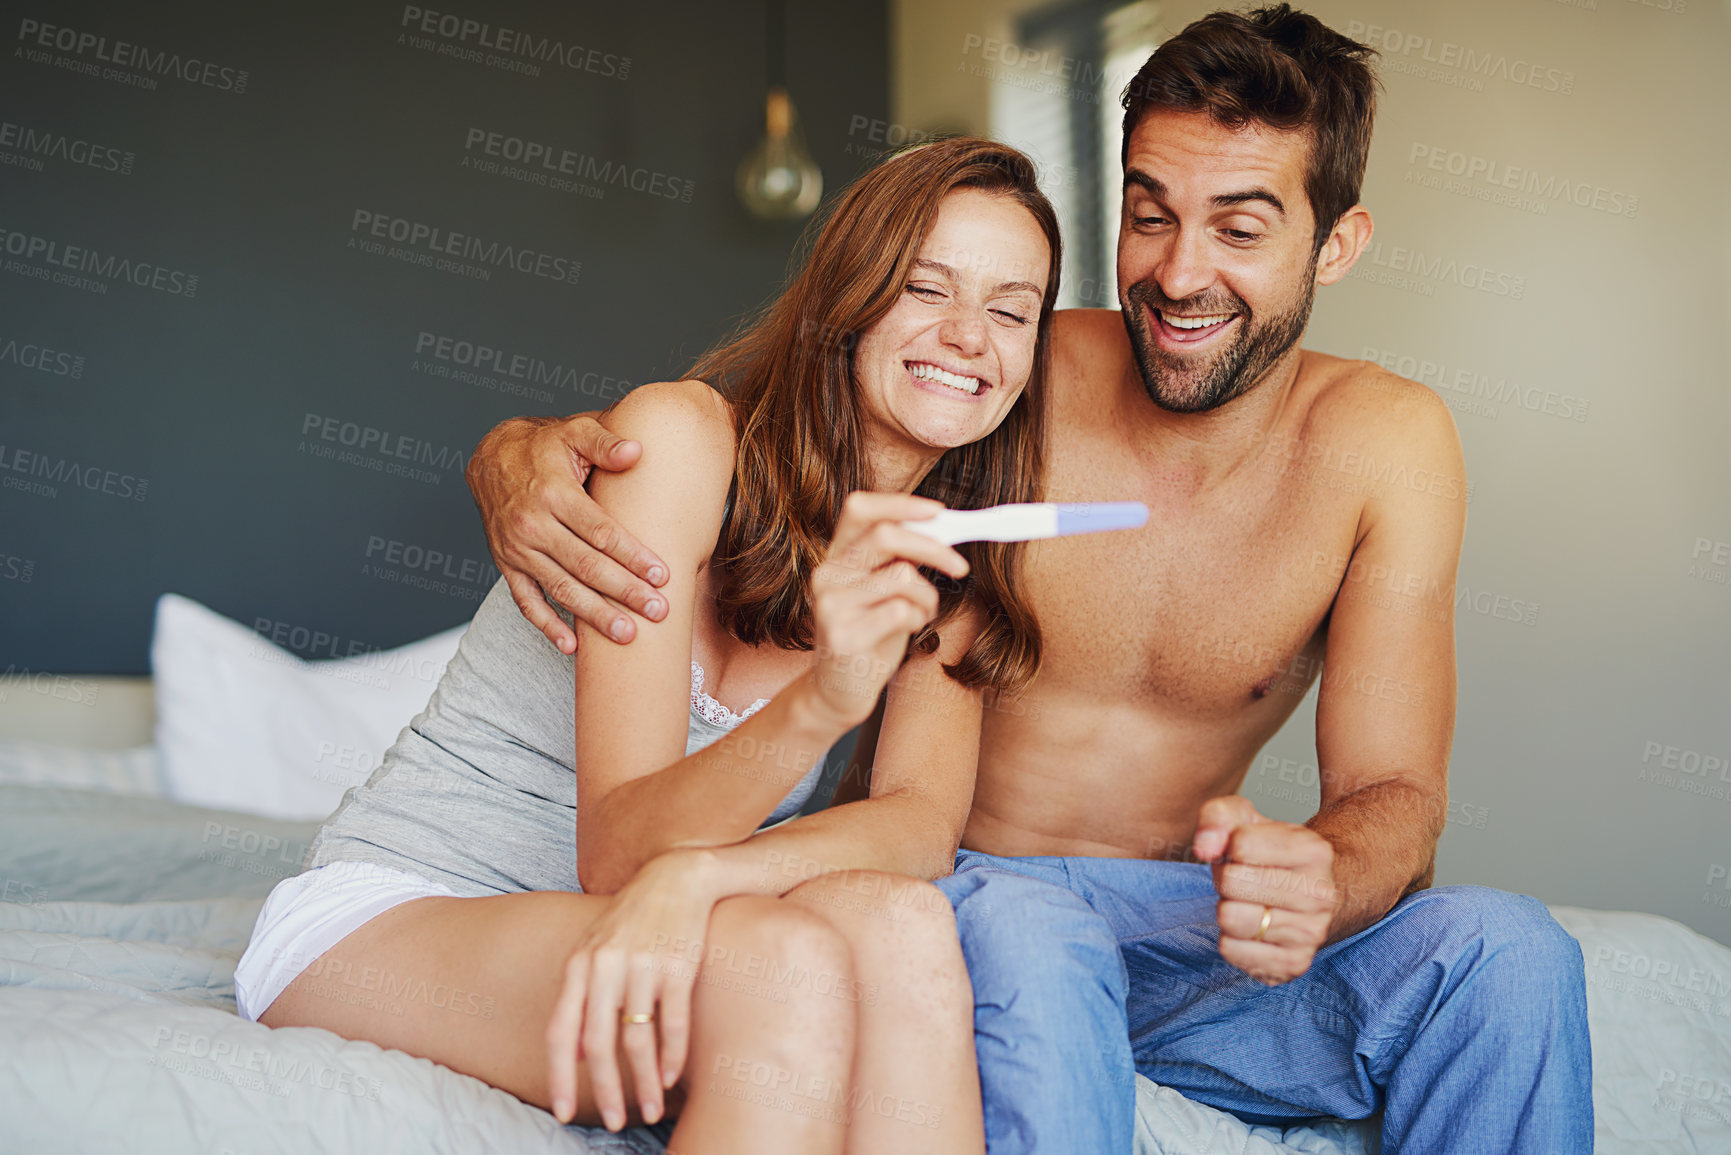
909, 362, 981, 394
1161, 312, 1233, 330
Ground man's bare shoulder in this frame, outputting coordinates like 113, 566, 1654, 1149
1299, 350, 1460, 458
1049, 309, 1133, 424
1295, 351, 1467, 524
1051, 309, 1130, 374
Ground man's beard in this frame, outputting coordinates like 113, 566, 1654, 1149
1122, 260, 1316, 414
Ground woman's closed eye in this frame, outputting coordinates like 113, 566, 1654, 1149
910, 283, 1030, 326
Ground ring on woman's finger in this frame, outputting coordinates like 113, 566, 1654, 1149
1253, 905, 1274, 942
622, 1011, 655, 1025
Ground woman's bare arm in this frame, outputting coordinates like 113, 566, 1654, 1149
671, 622, 985, 906
570, 382, 971, 894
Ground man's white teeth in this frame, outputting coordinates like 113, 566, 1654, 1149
1161, 312, 1233, 330
909, 362, 981, 394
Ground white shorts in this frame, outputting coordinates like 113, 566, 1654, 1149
234, 860, 460, 1022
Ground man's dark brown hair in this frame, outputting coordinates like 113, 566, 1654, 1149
1121, 4, 1380, 252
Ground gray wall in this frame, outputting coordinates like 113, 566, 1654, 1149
1185, 0, 1731, 947
0, 0, 888, 670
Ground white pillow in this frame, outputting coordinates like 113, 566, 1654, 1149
150, 594, 467, 820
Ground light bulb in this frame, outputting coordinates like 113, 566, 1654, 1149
737, 88, 823, 220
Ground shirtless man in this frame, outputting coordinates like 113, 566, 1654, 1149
463, 7, 1590, 1153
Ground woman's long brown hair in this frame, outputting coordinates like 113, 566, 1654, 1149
692, 137, 1060, 697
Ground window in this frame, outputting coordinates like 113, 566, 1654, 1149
986, 1, 1161, 310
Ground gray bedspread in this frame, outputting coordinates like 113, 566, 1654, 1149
0, 786, 668, 1154
4, 785, 1725, 1153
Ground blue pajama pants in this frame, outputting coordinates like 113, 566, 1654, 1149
934, 850, 1593, 1154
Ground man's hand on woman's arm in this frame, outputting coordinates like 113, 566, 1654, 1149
466, 413, 671, 651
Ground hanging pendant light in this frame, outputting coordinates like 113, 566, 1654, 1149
736, 0, 822, 220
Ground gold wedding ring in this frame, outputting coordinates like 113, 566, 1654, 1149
1254, 906, 1274, 942
622, 1012, 655, 1025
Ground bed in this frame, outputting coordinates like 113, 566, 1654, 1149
2, 600, 1727, 1153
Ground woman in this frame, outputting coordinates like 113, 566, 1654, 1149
235, 137, 1060, 1154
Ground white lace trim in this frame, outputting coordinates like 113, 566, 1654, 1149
690, 660, 770, 729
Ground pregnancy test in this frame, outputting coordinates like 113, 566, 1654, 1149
904, 502, 1149, 546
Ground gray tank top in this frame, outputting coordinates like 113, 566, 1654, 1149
308, 578, 831, 898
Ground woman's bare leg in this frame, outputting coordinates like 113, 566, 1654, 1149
786, 871, 985, 1155
261, 890, 855, 1154
666, 897, 858, 1153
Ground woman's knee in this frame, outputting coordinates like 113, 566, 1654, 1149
708, 895, 860, 1016
791, 871, 967, 987
790, 871, 956, 943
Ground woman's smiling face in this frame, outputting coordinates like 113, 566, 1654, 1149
851, 187, 1051, 468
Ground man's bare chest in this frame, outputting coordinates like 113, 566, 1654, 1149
1025, 454, 1361, 712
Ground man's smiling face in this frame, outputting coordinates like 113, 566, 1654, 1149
1117, 108, 1322, 414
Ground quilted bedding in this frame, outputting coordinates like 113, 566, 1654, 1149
1, 784, 1726, 1154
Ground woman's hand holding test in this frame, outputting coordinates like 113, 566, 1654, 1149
804, 491, 969, 729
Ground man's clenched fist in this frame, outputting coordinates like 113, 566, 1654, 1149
1192, 795, 1339, 985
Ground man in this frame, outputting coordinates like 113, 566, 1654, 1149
463, 7, 1590, 1152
